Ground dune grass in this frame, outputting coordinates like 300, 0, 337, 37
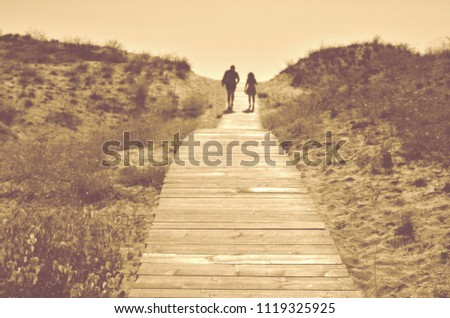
0, 32, 218, 297
264, 38, 449, 162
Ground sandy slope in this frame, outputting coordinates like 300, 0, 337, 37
259, 81, 450, 298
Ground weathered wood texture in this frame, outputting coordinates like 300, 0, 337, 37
130, 88, 360, 298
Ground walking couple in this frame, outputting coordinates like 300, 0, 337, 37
221, 65, 257, 113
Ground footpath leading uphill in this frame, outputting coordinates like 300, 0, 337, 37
130, 86, 361, 297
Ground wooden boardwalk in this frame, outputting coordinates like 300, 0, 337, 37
130, 87, 360, 297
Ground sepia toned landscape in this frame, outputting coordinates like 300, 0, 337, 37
259, 40, 450, 297
0, 33, 225, 297
0, 1, 449, 299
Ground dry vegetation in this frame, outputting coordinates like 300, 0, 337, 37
260, 38, 450, 297
0, 33, 223, 297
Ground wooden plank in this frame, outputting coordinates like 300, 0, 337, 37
169, 158, 293, 164
194, 129, 270, 135
141, 254, 342, 265
134, 276, 355, 290
166, 166, 294, 170
164, 179, 308, 189
129, 90, 360, 298
171, 157, 291, 163
151, 221, 325, 230
137, 263, 349, 277
175, 153, 288, 157
163, 176, 302, 181
176, 148, 286, 153
148, 229, 329, 238
165, 174, 300, 179
158, 197, 313, 201
156, 205, 316, 210
155, 210, 317, 215
154, 213, 322, 222
169, 166, 295, 170
145, 244, 337, 255
148, 236, 334, 245
154, 207, 318, 213
167, 170, 296, 175
129, 289, 361, 298
159, 193, 310, 199
156, 204, 316, 210
163, 180, 304, 186
161, 187, 309, 195
157, 198, 315, 205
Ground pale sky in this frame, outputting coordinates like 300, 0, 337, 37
1, 0, 449, 80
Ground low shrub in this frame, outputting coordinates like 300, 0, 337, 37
148, 166, 167, 191
381, 150, 393, 172
101, 64, 114, 79
119, 166, 152, 187
174, 58, 190, 79
181, 95, 207, 118
102, 40, 127, 63
0, 103, 19, 125
394, 211, 415, 244
132, 81, 148, 110
276, 40, 450, 162
0, 205, 126, 297
18, 67, 44, 86
46, 111, 82, 130
63, 70, 79, 84
85, 76, 96, 86
75, 63, 89, 73
412, 178, 427, 187
118, 166, 167, 189
24, 99, 34, 108
74, 170, 115, 205
261, 96, 318, 141
156, 91, 179, 119
0, 122, 15, 141
96, 99, 123, 113
0, 135, 124, 296
124, 54, 149, 75
89, 91, 103, 101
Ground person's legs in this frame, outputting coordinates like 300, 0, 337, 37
248, 94, 251, 109
226, 90, 232, 109
230, 90, 235, 109
251, 94, 256, 111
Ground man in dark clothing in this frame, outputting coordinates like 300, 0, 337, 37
221, 65, 240, 111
